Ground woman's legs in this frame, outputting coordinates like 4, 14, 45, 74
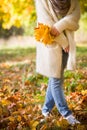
49, 77, 72, 117
42, 50, 72, 117
42, 50, 80, 124
42, 77, 72, 117
42, 78, 55, 115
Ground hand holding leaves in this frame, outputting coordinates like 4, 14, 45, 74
34, 23, 55, 45
50, 26, 60, 37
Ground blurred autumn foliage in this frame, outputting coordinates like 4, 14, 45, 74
0, 47, 87, 129
0, 0, 36, 37
0, 0, 86, 29
0, 0, 87, 38
0, 0, 35, 29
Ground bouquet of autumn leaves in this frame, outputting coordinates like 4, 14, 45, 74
34, 23, 55, 45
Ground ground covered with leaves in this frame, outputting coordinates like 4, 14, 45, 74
0, 46, 87, 130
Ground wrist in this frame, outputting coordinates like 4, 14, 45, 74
50, 26, 60, 37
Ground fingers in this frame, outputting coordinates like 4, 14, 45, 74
50, 26, 60, 37
64, 46, 69, 53
50, 26, 69, 53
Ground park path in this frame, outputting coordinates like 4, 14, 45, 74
0, 33, 87, 49
0, 36, 36, 49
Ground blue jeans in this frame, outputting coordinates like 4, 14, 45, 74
42, 50, 72, 117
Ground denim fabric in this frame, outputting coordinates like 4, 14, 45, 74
42, 50, 72, 117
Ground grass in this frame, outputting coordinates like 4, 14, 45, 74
76, 46, 87, 56
0, 45, 87, 129
0, 45, 87, 67
76, 46, 87, 68
0, 47, 36, 62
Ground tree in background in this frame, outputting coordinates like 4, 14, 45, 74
0, 0, 36, 37
0, 0, 35, 28
80, 0, 87, 13
0, 0, 87, 37
79, 0, 87, 32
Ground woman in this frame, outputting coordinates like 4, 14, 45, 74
35, 0, 81, 125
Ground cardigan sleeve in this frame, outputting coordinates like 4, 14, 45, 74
35, 0, 54, 26
53, 0, 81, 33
35, 0, 69, 49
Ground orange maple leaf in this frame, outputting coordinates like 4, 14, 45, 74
34, 23, 55, 45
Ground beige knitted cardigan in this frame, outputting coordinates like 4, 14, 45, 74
35, 0, 80, 78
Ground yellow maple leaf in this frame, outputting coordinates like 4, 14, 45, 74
0, 106, 3, 115
9, 116, 15, 122
16, 115, 22, 122
81, 90, 87, 95
1, 99, 11, 106
34, 23, 55, 45
30, 120, 39, 130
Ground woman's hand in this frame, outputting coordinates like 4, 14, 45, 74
51, 26, 69, 53
50, 26, 60, 37
64, 45, 69, 53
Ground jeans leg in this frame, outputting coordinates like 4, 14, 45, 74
42, 50, 72, 117
50, 77, 72, 117
42, 79, 55, 114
